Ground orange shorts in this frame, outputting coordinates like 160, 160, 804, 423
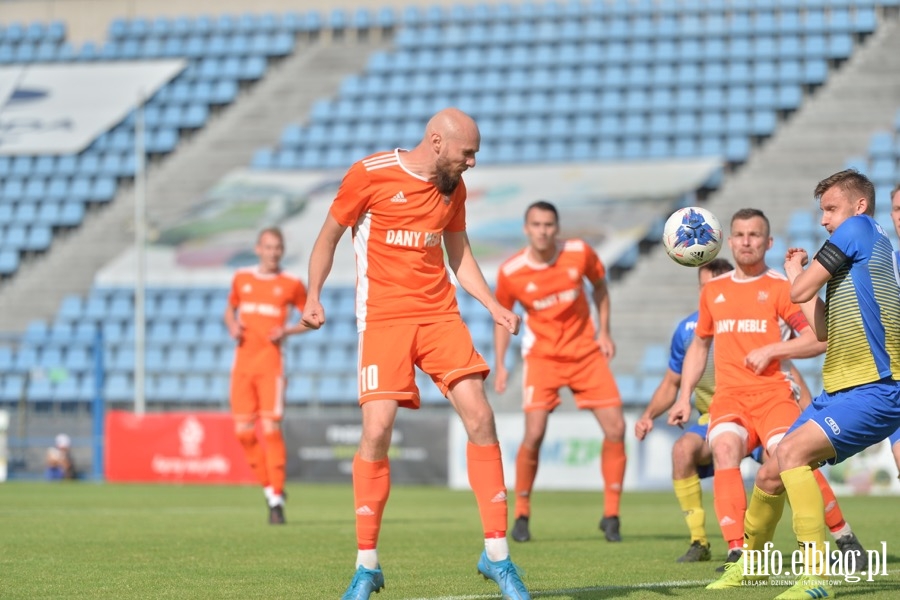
358, 319, 489, 409
522, 352, 621, 412
230, 371, 285, 422
708, 385, 799, 454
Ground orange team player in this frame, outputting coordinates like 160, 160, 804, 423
668, 208, 835, 575
494, 200, 626, 544
302, 108, 530, 600
223, 227, 309, 525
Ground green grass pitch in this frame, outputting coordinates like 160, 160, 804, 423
1, 482, 898, 599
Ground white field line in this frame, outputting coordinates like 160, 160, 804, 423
406, 569, 900, 600
406, 578, 716, 600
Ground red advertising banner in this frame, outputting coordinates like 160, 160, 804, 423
105, 410, 256, 483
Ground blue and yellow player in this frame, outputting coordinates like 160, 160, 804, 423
715, 169, 900, 599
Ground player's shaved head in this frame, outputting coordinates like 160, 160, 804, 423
425, 107, 480, 144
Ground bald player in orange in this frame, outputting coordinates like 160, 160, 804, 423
494, 200, 626, 544
302, 108, 530, 600
224, 227, 309, 525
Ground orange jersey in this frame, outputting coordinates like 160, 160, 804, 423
228, 267, 307, 374
330, 150, 466, 329
495, 239, 606, 360
696, 269, 809, 396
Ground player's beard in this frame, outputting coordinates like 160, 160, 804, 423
434, 157, 461, 196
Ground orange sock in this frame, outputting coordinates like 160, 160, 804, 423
236, 429, 269, 488
264, 429, 286, 496
514, 444, 539, 518
601, 440, 626, 517
352, 454, 391, 550
713, 467, 746, 549
467, 442, 508, 537
813, 469, 845, 533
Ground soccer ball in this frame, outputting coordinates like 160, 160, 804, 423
662, 206, 724, 267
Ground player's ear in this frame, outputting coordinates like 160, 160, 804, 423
431, 132, 443, 155
856, 196, 870, 216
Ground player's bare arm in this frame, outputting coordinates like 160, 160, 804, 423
591, 278, 615, 359
668, 335, 710, 427
493, 323, 512, 393
445, 230, 520, 335
223, 303, 244, 342
744, 326, 826, 375
302, 214, 347, 329
785, 248, 830, 341
636, 368, 681, 441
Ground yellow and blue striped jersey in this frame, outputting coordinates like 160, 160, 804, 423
821, 215, 900, 392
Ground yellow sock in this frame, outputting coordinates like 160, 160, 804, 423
673, 474, 707, 545
781, 466, 827, 573
744, 485, 786, 550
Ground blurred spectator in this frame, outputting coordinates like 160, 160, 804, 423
45, 433, 77, 480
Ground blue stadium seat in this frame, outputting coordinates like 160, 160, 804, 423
0, 374, 26, 403
182, 374, 210, 403
868, 131, 895, 159
191, 346, 219, 373
616, 374, 641, 405
27, 378, 54, 403
317, 374, 357, 404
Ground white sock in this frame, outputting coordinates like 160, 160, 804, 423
356, 549, 379, 570
268, 494, 284, 508
484, 537, 509, 562
830, 522, 852, 539
263, 486, 275, 503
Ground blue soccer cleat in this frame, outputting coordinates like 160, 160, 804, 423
477, 551, 531, 600
341, 565, 385, 600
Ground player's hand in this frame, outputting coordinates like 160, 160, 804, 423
597, 331, 616, 359
785, 247, 809, 266
228, 320, 245, 342
493, 364, 508, 393
634, 416, 653, 441
784, 247, 809, 281
492, 305, 520, 335
667, 399, 690, 427
301, 298, 326, 330
744, 346, 774, 375
269, 326, 285, 343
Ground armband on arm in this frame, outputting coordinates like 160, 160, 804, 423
814, 241, 848, 275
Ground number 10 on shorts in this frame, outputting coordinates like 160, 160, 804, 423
360, 365, 379, 392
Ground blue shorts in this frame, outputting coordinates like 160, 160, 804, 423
889, 427, 900, 447
684, 421, 763, 480
788, 378, 900, 464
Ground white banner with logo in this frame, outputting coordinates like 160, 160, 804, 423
449, 409, 687, 491
0, 61, 185, 155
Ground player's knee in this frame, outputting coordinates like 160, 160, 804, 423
671, 436, 698, 470
773, 437, 805, 471
710, 439, 742, 468
235, 428, 257, 447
